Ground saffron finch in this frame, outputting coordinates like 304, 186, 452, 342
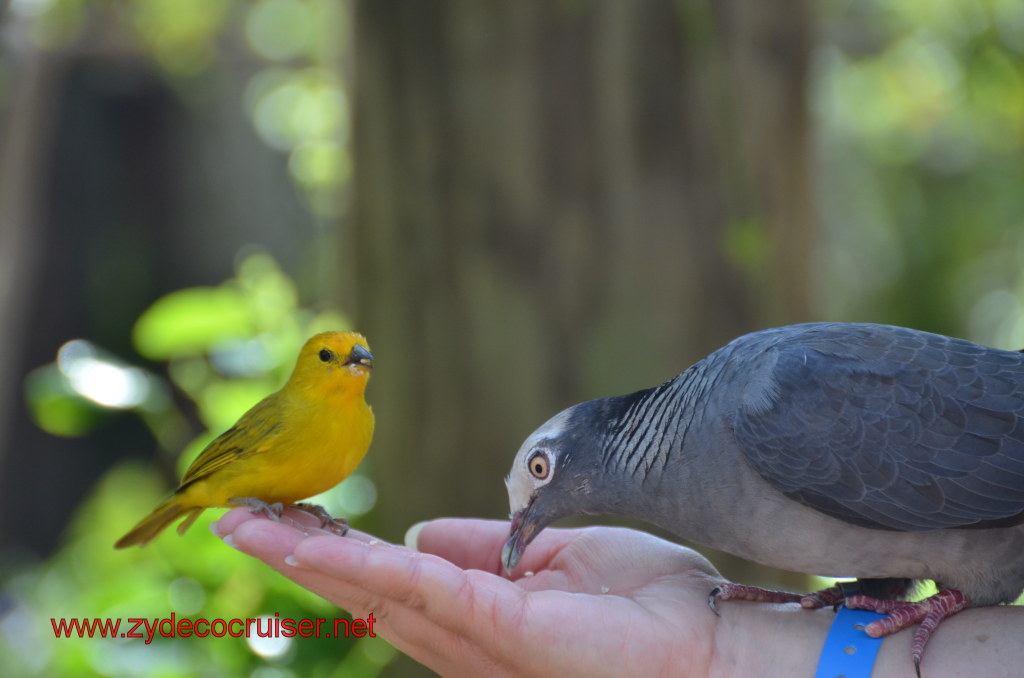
115, 331, 375, 548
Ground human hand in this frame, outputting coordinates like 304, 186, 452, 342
214, 511, 1023, 678
213, 511, 745, 677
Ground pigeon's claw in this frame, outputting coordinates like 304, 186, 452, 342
707, 587, 727, 616
846, 588, 970, 676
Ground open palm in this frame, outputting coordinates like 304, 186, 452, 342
216, 512, 728, 677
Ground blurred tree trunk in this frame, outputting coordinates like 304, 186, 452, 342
0, 12, 313, 556
0, 39, 58, 528
0, 44, 187, 556
352, 2, 813, 671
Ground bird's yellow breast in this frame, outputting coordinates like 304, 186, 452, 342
180, 359, 375, 508
115, 330, 375, 548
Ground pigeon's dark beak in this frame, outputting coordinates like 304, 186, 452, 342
502, 497, 540, 574
344, 345, 374, 369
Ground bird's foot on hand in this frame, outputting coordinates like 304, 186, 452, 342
710, 579, 888, 614
712, 580, 884, 612
229, 496, 286, 521
797, 581, 865, 609
291, 502, 349, 536
708, 583, 805, 615
845, 588, 970, 676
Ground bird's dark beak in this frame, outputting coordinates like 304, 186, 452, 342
502, 497, 540, 574
344, 345, 374, 368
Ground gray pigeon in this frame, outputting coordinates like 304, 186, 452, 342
502, 322, 1024, 674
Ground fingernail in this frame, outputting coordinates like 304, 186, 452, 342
223, 534, 238, 549
404, 521, 429, 551
284, 554, 303, 567
209, 520, 224, 537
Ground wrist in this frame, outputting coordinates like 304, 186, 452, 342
709, 599, 834, 678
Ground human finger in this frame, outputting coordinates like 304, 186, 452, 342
222, 517, 486, 671
212, 507, 379, 544
410, 517, 604, 580
291, 531, 526, 644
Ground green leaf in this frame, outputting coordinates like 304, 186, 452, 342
133, 287, 253, 359
23, 365, 108, 437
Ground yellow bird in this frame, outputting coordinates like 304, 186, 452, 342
115, 331, 375, 548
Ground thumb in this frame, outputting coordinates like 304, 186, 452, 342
406, 518, 509, 573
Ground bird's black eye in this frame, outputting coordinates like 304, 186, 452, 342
319, 348, 334, 363
527, 451, 550, 480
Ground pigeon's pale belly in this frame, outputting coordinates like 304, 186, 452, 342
657, 448, 1024, 606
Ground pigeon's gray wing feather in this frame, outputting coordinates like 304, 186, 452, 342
731, 324, 1024, 531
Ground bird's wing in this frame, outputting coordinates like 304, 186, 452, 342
731, 325, 1024, 531
178, 397, 284, 489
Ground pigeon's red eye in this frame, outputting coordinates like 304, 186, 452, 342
528, 451, 550, 480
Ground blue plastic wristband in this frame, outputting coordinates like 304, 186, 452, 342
814, 606, 887, 678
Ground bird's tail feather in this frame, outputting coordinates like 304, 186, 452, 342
114, 498, 203, 548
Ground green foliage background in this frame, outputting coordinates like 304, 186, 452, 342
817, 0, 1024, 340
11, 253, 394, 677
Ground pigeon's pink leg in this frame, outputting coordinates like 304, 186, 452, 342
709, 582, 847, 613
798, 584, 847, 609
709, 582, 803, 610
846, 589, 970, 676
709, 582, 969, 675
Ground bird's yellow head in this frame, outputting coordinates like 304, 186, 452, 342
287, 331, 374, 398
